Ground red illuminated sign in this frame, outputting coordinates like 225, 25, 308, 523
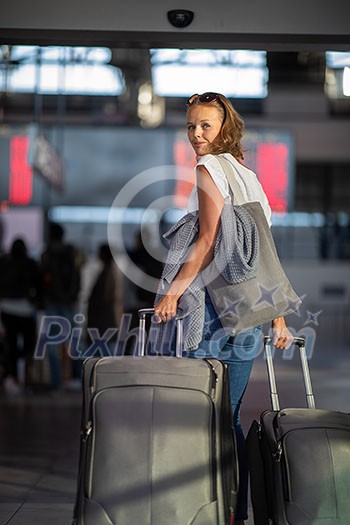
9, 136, 33, 205
256, 143, 289, 213
173, 135, 196, 207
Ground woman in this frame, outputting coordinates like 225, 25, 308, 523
154, 92, 293, 524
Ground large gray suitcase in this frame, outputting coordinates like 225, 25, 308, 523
247, 336, 350, 525
73, 308, 238, 525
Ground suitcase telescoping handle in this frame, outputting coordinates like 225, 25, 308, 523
138, 308, 184, 358
264, 336, 315, 411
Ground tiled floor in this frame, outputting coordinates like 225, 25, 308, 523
0, 342, 349, 525
0, 392, 81, 525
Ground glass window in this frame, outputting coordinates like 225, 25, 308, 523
150, 49, 268, 98
0, 45, 124, 96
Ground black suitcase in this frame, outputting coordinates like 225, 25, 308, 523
72, 308, 238, 525
247, 336, 350, 525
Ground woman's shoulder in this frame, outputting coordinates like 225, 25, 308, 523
196, 153, 232, 170
194, 154, 231, 198
196, 153, 216, 166
196, 155, 230, 183
197, 153, 246, 169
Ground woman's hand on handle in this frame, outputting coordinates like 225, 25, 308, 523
154, 295, 178, 323
271, 317, 294, 349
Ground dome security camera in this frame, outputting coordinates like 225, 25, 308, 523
167, 10, 194, 28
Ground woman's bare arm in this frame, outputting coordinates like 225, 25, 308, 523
154, 165, 224, 322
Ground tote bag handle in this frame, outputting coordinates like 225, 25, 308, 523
216, 155, 246, 206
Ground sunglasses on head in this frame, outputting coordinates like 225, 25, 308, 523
186, 92, 226, 118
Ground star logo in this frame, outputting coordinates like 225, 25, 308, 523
218, 296, 244, 321
222, 296, 244, 318
304, 310, 322, 326
283, 293, 306, 317
255, 284, 279, 308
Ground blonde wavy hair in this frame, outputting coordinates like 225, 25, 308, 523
187, 93, 245, 160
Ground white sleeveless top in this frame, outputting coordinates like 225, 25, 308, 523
187, 153, 272, 227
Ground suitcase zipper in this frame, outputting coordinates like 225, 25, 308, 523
257, 421, 262, 437
273, 434, 293, 502
203, 361, 220, 512
82, 420, 92, 441
207, 360, 236, 524
204, 359, 218, 400
90, 359, 100, 395
273, 440, 282, 462
221, 363, 237, 525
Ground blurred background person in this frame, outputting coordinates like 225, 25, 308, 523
124, 229, 163, 353
40, 223, 81, 390
0, 238, 40, 395
127, 228, 163, 307
86, 243, 123, 355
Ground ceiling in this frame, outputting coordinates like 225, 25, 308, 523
0, 47, 348, 125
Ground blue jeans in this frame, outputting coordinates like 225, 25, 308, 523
187, 291, 263, 521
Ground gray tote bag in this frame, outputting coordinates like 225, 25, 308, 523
203, 156, 302, 334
